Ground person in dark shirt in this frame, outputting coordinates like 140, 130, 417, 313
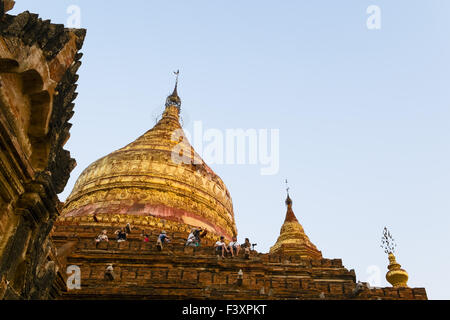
115, 228, 127, 242
156, 230, 170, 250
193, 227, 207, 246
241, 238, 251, 259
193, 228, 201, 241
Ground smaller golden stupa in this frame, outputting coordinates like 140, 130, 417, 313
386, 253, 409, 288
381, 227, 409, 288
270, 186, 322, 259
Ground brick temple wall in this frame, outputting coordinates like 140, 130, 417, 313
0, 4, 85, 299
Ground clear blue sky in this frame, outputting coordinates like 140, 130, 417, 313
13, 1, 450, 299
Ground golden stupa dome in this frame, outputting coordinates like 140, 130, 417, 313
61, 80, 237, 239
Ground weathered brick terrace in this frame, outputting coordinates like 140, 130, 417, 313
51, 223, 427, 300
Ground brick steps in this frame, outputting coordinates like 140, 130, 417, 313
53, 224, 427, 300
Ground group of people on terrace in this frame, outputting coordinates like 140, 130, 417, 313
94, 223, 132, 247
94, 223, 253, 258
214, 236, 252, 259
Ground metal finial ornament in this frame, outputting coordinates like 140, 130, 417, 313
171, 69, 180, 96
284, 179, 292, 206
165, 70, 181, 108
380, 227, 409, 288
380, 226, 397, 254
174, 69, 180, 85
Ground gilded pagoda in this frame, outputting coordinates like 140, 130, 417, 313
0, 2, 427, 300
61, 80, 236, 241
50, 80, 426, 300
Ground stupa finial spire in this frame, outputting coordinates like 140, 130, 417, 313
381, 227, 409, 288
285, 179, 292, 206
173, 69, 179, 95
165, 69, 181, 108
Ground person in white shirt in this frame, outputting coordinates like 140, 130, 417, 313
185, 228, 197, 247
228, 236, 240, 257
105, 264, 114, 281
95, 230, 109, 248
214, 236, 229, 258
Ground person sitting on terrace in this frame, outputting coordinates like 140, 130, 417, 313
214, 236, 229, 258
95, 230, 109, 248
141, 232, 150, 243
185, 228, 198, 247
105, 264, 115, 281
125, 223, 132, 234
188, 227, 205, 247
114, 228, 127, 242
156, 230, 170, 251
241, 238, 251, 259
228, 236, 240, 257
